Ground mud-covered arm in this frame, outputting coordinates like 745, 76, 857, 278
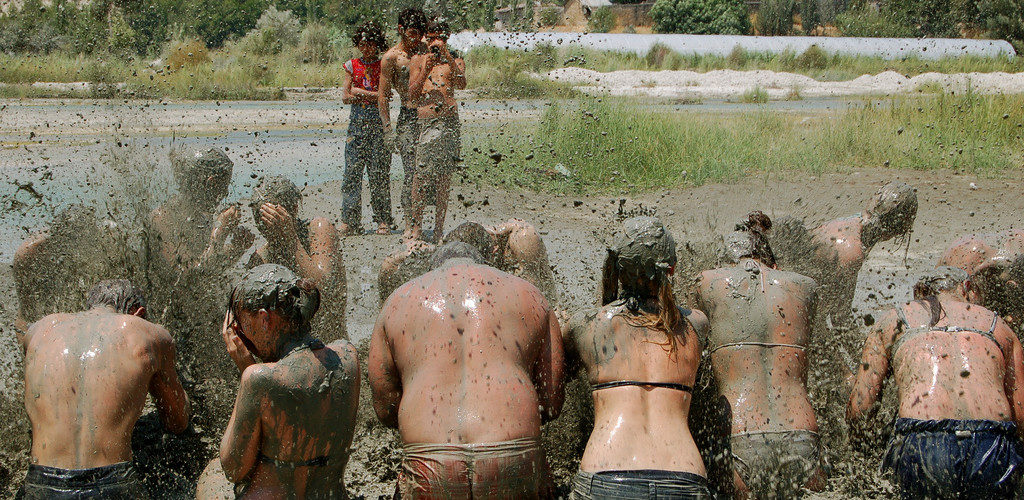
562, 309, 595, 377
149, 326, 191, 434
534, 304, 565, 423
221, 365, 265, 483
368, 304, 402, 428
378, 54, 395, 129
846, 312, 896, 442
998, 320, 1024, 440
12, 235, 42, 345
504, 221, 559, 306
407, 53, 429, 103
450, 54, 466, 90
298, 218, 339, 285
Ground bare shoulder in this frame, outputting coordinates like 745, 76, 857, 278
681, 307, 709, 335
327, 340, 359, 366
308, 217, 338, 239
13, 232, 47, 264
25, 312, 75, 336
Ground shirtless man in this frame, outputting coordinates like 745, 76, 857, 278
369, 242, 564, 499
405, 17, 467, 242
196, 264, 360, 499
379, 8, 428, 222
13, 205, 118, 335
247, 176, 347, 341
938, 229, 1024, 329
695, 214, 826, 499
378, 219, 558, 305
20, 279, 190, 499
848, 267, 1024, 499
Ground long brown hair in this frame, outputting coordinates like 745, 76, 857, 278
601, 247, 684, 349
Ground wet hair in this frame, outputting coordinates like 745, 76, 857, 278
866, 181, 918, 246
86, 279, 146, 315
249, 176, 301, 222
229, 264, 320, 334
429, 241, 485, 269
443, 222, 494, 264
169, 146, 233, 193
351, 20, 386, 48
914, 266, 968, 327
600, 217, 682, 344
426, 16, 451, 37
398, 8, 428, 31
724, 211, 776, 267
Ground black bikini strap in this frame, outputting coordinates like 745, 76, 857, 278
258, 453, 330, 468
989, 312, 1000, 334
591, 380, 693, 393
895, 308, 911, 331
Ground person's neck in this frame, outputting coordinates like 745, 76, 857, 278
271, 332, 314, 361
400, 38, 418, 53
860, 216, 884, 250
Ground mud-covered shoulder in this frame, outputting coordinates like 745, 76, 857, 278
680, 306, 709, 337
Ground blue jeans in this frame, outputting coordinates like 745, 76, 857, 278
21, 462, 148, 499
571, 470, 713, 500
883, 418, 1024, 500
342, 104, 392, 228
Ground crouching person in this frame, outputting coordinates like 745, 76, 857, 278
196, 264, 359, 499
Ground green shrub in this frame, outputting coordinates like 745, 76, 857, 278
756, 0, 795, 35
237, 6, 301, 56
835, 4, 915, 37
588, 7, 616, 33
799, 0, 821, 32
741, 85, 769, 103
651, 0, 749, 34
538, 7, 562, 27
979, 0, 1024, 51
299, 22, 334, 64
164, 39, 211, 70
795, 45, 828, 69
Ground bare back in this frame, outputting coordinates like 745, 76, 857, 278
568, 305, 707, 473
24, 310, 183, 468
696, 261, 818, 433
938, 229, 1024, 274
371, 261, 562, 444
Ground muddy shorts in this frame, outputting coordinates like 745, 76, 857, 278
414, 114, 461, 184
397, 107, 424, 209
730, 429, 820, 499
396, 437, 544, 499
21, 461, 148, 499
882, 418, 1023, 500
571, 469, 712, 500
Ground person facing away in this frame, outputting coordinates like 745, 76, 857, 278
695, 213, 826, 499
938, 229, 1024, 331
848, 266, 1024, 500
379, 8, 429, 225
247, 175, 347, 341
369, 242, 564, 499
196, 264, 360, 500
563, 216, 714, 499
405, 16, 467, 242
340, 20, 394, 236
20, 279, 191, 499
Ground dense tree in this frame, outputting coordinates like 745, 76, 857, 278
650, 0, 750, 34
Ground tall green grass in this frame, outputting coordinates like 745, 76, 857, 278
462, 92, 1024, 193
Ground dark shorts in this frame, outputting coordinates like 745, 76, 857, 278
882, 418, 1024, 500
415, 114, 461, 180
397, 438, 543, 499
21, 462, 148, 500
730, 429, 821, 499
571, 470, 712, 500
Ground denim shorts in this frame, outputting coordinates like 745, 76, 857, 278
21, 461, 148, 499
571, 469, 713, 500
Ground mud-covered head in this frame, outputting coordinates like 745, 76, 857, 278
443, 222, 496, 265
398, 7, 427, 32
913, 266, 968, 300
425, 16, 451, 38
968, 254, 1024, 317
169, 146, 233, 210
50, 204, 102, 242
864, 181, 917, 246
723, 211, 776, 267
86, 279, 146, 317
429, 241, 485, 269
250, 176, 301, 232
229, 264, 320, 333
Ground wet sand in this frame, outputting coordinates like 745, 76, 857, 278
2, 98, 1023, 498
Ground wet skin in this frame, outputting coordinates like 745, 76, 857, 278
22, 306, 190, 468
938, 229, 1024, 326
847, 292, 1024, 440
378, 26, 427, 128
696, 258, 825, 495
563, 302, 708, 474
217, 309, 361, 499
369, 258, 564, 445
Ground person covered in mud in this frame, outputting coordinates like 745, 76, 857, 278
13, 204, 119, 336
563, 216, 713, 499
405, 16, 466, 242
340, 20, 394, 236
938, 229, 1024, 329
247, 176, 347, 341
369, 242, 564, 499
694, 213, 827, 499
196, 264, 359, 500
847, 266, 1024, 499
19, 279, 191, 499
378, 219, 558, 306
150, 145, 254, 273
379, 8, 428, 225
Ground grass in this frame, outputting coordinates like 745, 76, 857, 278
460, 91, 1024, 193
741, 85, 769, 103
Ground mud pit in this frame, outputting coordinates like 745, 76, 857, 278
1, 98, 1023, 499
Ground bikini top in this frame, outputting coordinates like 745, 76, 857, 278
889, 308, 1001, 356
591, 380, 693, 393
708, 341, 806, 355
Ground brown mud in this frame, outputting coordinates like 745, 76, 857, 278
2, 117, 1024, 498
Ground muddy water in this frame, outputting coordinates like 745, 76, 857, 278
2, 99, 1024, 498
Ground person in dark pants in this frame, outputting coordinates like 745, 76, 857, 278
340, 21, 393, 236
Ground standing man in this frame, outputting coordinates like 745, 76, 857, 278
379, 8, 428, 226
369, 242, 564, 499
406, 17, 467, 242
695, 213, 827, 499
20, 280, 191, 499
848, 267, 1024, 499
